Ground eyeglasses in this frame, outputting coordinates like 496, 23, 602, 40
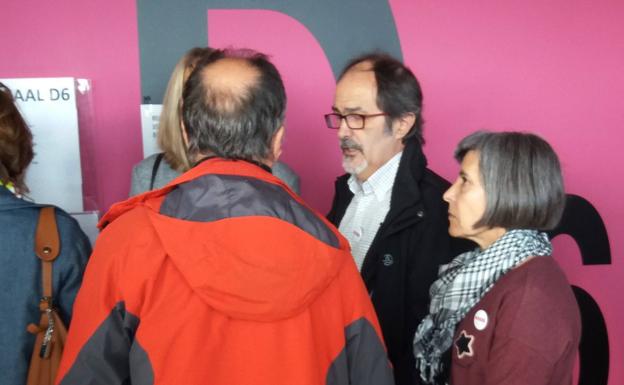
324, 112, 387, 130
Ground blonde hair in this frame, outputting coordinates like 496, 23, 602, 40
157, 47, 213, 171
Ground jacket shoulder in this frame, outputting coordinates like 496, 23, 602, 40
50, 207, 91, 246
327, 173, 352, 224
334, 173, 350, 187
0, 199, 88, 244
99, 205, 156, 247
414, 168, 451, 214
272, 161, 300, 194
422, 168, 451, 194
132, 153, 160, 174
130, 153, 164, 196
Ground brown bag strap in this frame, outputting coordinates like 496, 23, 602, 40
35, 207, 59, 299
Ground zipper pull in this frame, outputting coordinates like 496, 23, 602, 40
39, 307, 55, 358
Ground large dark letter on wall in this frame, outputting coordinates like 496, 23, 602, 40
137, 0, 403, 103
548, 194, 611, 265
573, 286, 610, 385
548, 194, 611, 385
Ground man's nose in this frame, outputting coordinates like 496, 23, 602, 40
337, 118, 351, 138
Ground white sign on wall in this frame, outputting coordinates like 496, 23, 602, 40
0, 77, 84, 212
140, 104, 162, 158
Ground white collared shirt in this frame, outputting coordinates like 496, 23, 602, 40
339, 152, 402, 271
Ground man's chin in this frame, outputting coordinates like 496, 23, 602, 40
342, 157, 368, 176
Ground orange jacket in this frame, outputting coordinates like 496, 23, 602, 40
57, 159, 393, 385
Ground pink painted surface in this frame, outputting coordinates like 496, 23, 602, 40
0, 2, 621, 382
390, 1, 624, 383
0, 1, 142, 213
208, 9, 342, 214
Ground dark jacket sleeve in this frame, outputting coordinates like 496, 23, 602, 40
327, 175, 351, 226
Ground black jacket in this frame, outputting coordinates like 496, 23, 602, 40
328, 140, 472, 385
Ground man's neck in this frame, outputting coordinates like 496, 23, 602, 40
191, 153, 273, 173
355, 151, 403, 183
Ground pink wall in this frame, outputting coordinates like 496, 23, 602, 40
1, 1, 622, 383
0, 1, 142, 213
209, 8, 624, 382
390, 2, 624, 383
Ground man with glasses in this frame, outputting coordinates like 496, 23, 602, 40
326, 53, 464, 385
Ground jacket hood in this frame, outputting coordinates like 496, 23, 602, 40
101, 159, 349, 322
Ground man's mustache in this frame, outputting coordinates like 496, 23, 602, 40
340, 137, 363, 152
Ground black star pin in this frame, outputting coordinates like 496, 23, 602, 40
455, 330, 474, 358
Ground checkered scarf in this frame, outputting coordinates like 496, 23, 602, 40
413, 229, 552, 384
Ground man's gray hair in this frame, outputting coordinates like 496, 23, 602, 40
182, 49, 286, 162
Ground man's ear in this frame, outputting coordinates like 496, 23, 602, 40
180, 121, 199, 163
270, 126, 285, 165
393, 112, 416, 140
181, 121, 189, 147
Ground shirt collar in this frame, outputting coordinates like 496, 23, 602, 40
347, 151, 403, 201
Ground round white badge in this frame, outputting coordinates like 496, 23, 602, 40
473, 309, 489, 331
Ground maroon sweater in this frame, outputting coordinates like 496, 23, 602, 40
450, 256, 580, 385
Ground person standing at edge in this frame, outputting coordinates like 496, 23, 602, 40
326, 53, 470, 385
56, 49, 393, 385
0, 82, 91, 385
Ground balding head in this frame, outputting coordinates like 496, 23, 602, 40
199, 58, 260, 115
182, 49, 286, 163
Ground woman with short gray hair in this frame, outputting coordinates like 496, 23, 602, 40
413, 131, 580, 385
